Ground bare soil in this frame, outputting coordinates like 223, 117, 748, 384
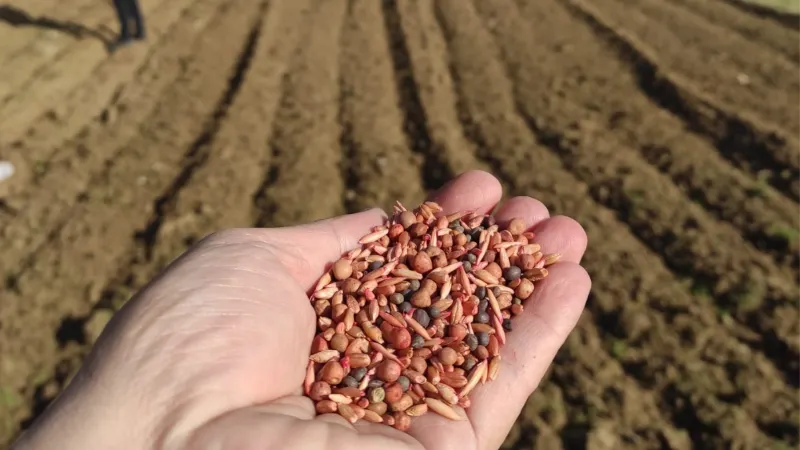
0, 0, 797, 448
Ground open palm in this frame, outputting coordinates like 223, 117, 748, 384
13, 171, 590, 450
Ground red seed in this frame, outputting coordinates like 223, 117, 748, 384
377, 359, 402, 383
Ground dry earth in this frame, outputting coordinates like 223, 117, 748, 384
0, 0, 798, 448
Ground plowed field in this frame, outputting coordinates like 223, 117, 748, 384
0, 0, 797, 448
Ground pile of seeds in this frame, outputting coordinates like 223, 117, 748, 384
304, 201, 559, 431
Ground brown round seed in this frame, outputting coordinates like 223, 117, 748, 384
377, 360, 402, 383
332, 259, 353, 281
412, 251, 433, 273
316, 400, 338, 414
309, 381, 331, 401
319, 361, 345, 385
438, 347, 458, 366
330, 333, 349, 353
388, 327, 412, 350
393, 412, 411, 431
384, 382, 403, 403
367, 401, 388, 416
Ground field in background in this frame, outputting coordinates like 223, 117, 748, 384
0, 0, 797, 448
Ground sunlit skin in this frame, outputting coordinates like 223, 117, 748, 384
12, 170, 590, 450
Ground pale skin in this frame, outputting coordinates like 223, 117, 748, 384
11, 170, 590, 450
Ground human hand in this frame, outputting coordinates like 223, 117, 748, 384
12, 170, 590, 450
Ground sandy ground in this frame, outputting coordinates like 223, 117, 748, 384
0, 0, 798, 448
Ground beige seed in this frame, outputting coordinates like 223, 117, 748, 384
489, 355, 502, 381
314, 272, 333, 294
543, 253, 562, 266
328, 394, 353, 404
459, 361, 487, 398
310, 350, 340, 363
332, 259, 353, 281
436, 383, 459, 405
390, 394, 414, 412
362, 409, 384, 423
359, 228, 389, 245
406, 404, 429, 417
338, 403, 359, 424
486, 289, 503, 321
425, 398, 465, 421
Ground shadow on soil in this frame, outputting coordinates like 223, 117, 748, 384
0, 4, 113, 45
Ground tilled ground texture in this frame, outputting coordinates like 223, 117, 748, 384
0, 0, 797, 448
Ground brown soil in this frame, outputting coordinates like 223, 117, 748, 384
0, 0, 797, 448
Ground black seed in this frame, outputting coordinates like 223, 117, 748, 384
343, 376, 359, 388
453, 225, 465, 233
413, 309, 431, 328
464, 234, 472, 243
409, 280, 421, 291
492, 287, 503, 298
503, 319, 512, 332
475, 286, 487, 299
462, 357, 477, 371
504, 266, 522, 281
475, 311, 490, 324
466, 253, 477, 264
412, 334, 425, 349
482, 215, 496, 227
368, 379, 385, 388
462, 261, 472, 273
398, 301, 412, 313
375, 317, 384, 326
512, 297, 523, 305
368, 260, 383, 271
476, 332, 490, 346
478, 299, 489, 312
397, 376, 410, 392
351, 367, 367, 382
464, 333, 478, 351
471, 228, 483, 241
390, 293, 405, 305
428, 306, 441, 319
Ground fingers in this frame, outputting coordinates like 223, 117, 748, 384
427, 170, 503, 215
264, 208, 388, 291
492, 195, 550, 229
466, 263, 591, 449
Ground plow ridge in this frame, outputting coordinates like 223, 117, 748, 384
723, 0, 800, 29
380, 0, 451, 191
136, 2, 265, 257
563, 0, 800, 203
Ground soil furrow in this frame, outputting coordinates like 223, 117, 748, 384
723, 0, 800, 30
510, 0, 799, 268
0, 0, 216, 284
0, 1, 258, 443
666, 0, 799, 62
338, 0, 426, 213
0, 0, 172, 145
565, 0, 800, 203
400, 1, 692, 448
0, 0, 99, 71
0, 0, 113, 103
137, 1, 266, 257
481, 0, 799, 387
431, 0, 797, 445
380, 0, 451, 191
589, 0, 799, 135
11, 4, 314, 433
252, 0, 347, 228
0, 0, 197, 173
391, 0, 485, 177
